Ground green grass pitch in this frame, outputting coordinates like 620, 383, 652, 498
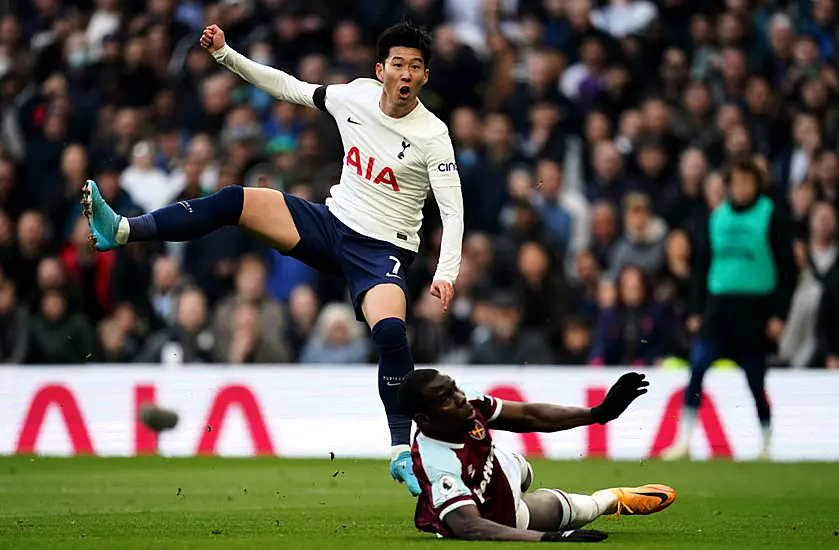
1, 456, 838, 549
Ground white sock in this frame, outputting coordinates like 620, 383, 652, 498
116, 217, 130, 245
540, 490, 617, 530
676, 407, 698, 447
391, 444, 410, 461
761, 425, 772, 450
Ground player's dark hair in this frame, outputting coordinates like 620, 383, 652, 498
398, 368, 439, 418
376, 21, 433, 67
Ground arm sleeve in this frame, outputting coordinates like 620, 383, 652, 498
426, 131, 464, 284
211, 44, 320, 108
463, 388, 504, 423
768, 207, 797, 320
417, 441, 475, 520
432, 187, 464, 285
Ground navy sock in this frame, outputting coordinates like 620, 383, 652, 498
373, 317, 414, 447
128, 185, 244, 242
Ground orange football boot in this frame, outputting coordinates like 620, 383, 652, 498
594, 484, 676, 518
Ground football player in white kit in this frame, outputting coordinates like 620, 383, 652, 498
81, 22, 463, 496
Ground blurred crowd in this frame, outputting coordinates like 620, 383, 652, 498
0, 0, 838, 367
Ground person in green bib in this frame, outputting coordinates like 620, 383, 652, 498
662, 155, 796, 460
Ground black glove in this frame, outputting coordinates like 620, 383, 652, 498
590, 372, 649, 425
541, 529, 608, 542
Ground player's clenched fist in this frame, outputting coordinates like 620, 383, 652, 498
429, 280, 454, 314
199, 25, 225, 54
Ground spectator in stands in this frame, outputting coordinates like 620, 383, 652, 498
813, 150, 839, 209
532, 159, 573, 254
468, 292, 553, 366
514, 240, 572, 356
587, 141, 629, 207
61, 216, 115, 322
0, 279, 29, 363
95, 316, 135, 363
780, 203, 839, 367
94, 162, 142, 218
300, 303, 370, 364
27, 288, 95, 364
607, 192, 667, 280
138, 286, 213, 364
0, 210, 15, 267
591, 0, 657, 39
817, 275, 839, 369
661, 148, 709, 236
0, 160, 24, 221
212, 254, 290, 363
555, 315, 594, 366
0, 0, 837, 371
775, 112, 821, 200
569, 249, 601, 321
631, 136, 674, 206
411, 284, 454, 365
588, 201, 618, 270
673, 83, 715, 152
8, 211, 49, 305
120, 141, 175, 213
221, 301, 290, 364
286, 285, 320, 361
590, 265, 674, 366
534, 158, 590, 258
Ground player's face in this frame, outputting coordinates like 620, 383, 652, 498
421, 375, 476, 434
376, 47, 429, 106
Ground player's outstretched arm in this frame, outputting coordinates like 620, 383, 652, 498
200, 25, 320, 109
444, 505, 607, 543
490, 373, 649, 433
426, 132, 464, 314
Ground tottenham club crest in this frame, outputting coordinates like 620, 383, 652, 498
470, 420, 486, 441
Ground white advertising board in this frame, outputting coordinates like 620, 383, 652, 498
0, 367, 836, 461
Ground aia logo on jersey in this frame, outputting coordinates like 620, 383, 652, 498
345, 146, 400, 192
470, 420, 486, 441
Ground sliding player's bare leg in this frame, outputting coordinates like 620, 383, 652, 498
361, 283, 420, 496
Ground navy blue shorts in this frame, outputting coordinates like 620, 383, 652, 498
283, 192, 416, 322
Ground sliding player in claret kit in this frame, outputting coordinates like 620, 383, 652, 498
82, 21, 464, 496
399, 369, 676, 542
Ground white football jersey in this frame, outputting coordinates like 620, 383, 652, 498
212, 44, 464, 283
320, 79, 460, 253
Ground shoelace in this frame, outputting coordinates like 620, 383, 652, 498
605, 492, 634, 521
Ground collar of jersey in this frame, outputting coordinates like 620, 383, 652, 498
377, 96, 425, 122
417, 431, 464, 449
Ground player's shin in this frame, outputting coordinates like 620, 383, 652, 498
373, 317, 415, 449
537, 489, 617, 530
124, 185, 244, 243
